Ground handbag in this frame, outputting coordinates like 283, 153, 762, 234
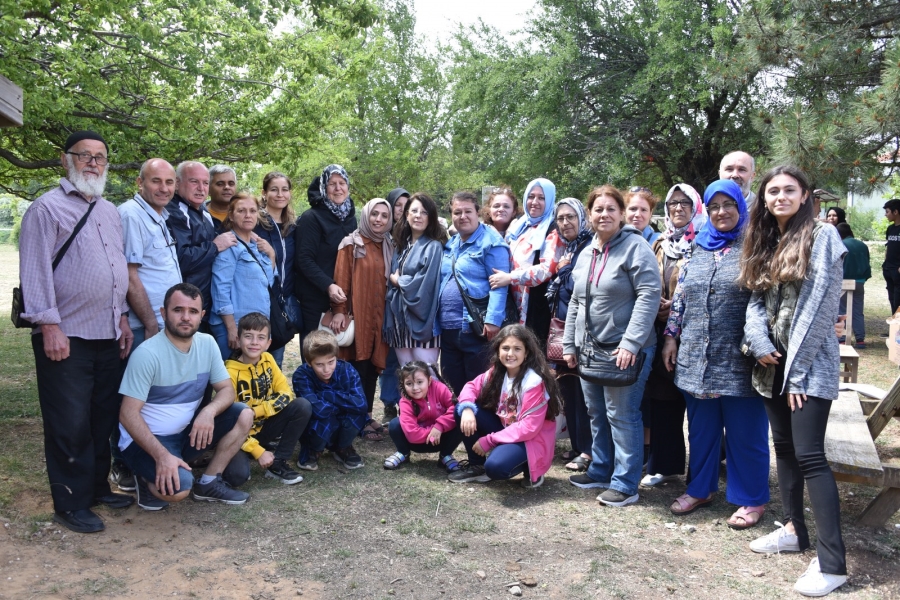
577, 245, 646, 387
235, 238, 297, 349
451, 253, 519, 339
318, 311, 355, 347
12, 201, 97, 328
546, 317, 566, 363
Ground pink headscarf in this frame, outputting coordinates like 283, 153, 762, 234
661, 184, 707, 259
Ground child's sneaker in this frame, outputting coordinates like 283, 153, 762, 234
297, 451, 320, 472
521, 475, 544, 489
333, 445, 364, 469
136, 476, 169, 511
447, 460, 490, 483
265, 459, 304, 484
439, 455, 460, 472
383, 451, 408, 470
793, 557, 847, 597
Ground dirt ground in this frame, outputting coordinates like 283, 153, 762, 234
1, 243, 900, 599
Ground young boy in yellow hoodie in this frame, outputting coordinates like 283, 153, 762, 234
226, 312, 311, 484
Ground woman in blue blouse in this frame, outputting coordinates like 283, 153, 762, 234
210, 193, 276, 360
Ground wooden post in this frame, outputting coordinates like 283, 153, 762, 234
0, 74, 23, 128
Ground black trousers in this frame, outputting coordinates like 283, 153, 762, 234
226, 397, 312, 485
884, 265, 900, 314
352, 359, 379, 414
440, 328, 491, 397
32, 334, 122, 512
645, 395, 687, 477
766, 365, 846, 575
558, 373, 592, 457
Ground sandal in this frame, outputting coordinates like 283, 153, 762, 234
728, 505, 765, 530
360, 418, 384, 441
560, 450, 578, 461
670, 493, 714, 515
565, 455, 591, 472
383, 452, 408, 470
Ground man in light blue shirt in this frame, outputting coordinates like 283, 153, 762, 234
118, 158, 182, 346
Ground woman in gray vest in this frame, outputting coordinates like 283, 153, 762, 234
661, 179, 770, 529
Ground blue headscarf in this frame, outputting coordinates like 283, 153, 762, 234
695, 179, 747, 251
506, 178, 557, 262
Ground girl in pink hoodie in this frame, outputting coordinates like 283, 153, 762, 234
383, 361, 463, 472
448, 324, 561, 488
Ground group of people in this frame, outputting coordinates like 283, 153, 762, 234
20, 131, 852, 597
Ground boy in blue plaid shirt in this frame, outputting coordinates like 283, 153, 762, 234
292, 330, 368, 470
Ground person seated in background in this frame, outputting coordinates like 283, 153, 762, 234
836, 223, 871, 348
292, 330, 368, 471
225, 313, 312, 485
118, 283, 254, 511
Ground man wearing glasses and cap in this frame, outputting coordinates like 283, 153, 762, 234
18, 130, 135, 533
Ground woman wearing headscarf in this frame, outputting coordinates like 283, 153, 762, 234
488, 178, 564, 346
661, 179, 770, 529
546, 197, 593, 471
293, 164, 358, 337
640, 184, 707, 487
331, 198, 394, 440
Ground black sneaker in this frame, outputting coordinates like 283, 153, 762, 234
297, 451, 319, 472
265, 459, 304, 484
568, 473, 608, 489
597, 489, 639, 507
333, 446, 364, 469
192, 474, 250, 505
136, 477, 169, 511
53, 509, 104, 533
447, 460, 490, 483
109, 462, 136, 492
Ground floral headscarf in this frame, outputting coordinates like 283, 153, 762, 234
555, 197, 591, 255
505, 178, 557, 263
319, 164, 353, 221
661, 183, 707, 259
338, 198, 393, 278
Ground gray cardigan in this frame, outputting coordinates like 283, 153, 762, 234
383, 236, 444, 342
742, 223, 847, 400
672, 238, 756, 398
563, 226, 661, 356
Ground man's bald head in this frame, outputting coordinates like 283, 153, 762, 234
175, 161, 210, 208
136, 158, 176, 214
719, 151, 756, 197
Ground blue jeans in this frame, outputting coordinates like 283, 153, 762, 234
387, 417, 464, 458
439, 328, 491, 397
121, 402, 249, 492
683, 392, 770, 506
210, 321, 233, 361
379, 348, 400, 406
454, 407, 529, 480
581, 345, 655, 496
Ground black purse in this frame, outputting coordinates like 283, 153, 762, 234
451, 253, 519, 339
235, 238, 297, 349
577, 245, 646, 387
12, 201, 97, 328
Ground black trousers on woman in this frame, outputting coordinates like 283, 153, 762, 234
558, 372, 592, 457
766, 364, 846, 575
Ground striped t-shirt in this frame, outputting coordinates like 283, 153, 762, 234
118, 331, 229, 450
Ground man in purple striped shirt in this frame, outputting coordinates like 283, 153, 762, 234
19, 130, 136, 533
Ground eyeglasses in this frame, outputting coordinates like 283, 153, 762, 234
665, 200, 693, 210
707, 201, 738, 214
556, 214, 578, 223
67, 152, 108, 166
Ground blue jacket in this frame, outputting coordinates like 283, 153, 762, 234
165, 194, 219, 317
210, 239, 274, 326
439, 224, 512, 332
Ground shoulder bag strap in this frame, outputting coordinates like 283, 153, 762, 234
52, 200, 97, 271
235, 236, 272, 288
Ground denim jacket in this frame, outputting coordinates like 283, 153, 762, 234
210, 239, 274, 325
438, 223, 512, 333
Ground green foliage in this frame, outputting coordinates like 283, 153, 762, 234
847, 207, 880, 241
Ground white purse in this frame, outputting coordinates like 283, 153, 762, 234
318, 311, 355, 347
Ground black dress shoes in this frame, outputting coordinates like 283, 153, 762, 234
93, 493, 135, 509
53, 509, 105, 533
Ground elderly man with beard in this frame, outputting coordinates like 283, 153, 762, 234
719, 151, 757, 210
166, 161, 237, 330
18, 130, 134, 533
118, 283, 253, 511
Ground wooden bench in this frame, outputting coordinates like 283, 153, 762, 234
840, 279, 857, 347
825, 389, 900, 527
839, 345, 859, 383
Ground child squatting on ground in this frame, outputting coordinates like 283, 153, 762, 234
225, 312, 312, 485
292, 330, 369, 471
447, 324, 562, 488
382, 361, 463, 471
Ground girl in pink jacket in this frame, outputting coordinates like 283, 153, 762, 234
383, 361, 463, 472
448, 324, 562, 488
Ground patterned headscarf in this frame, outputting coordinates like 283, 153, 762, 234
695, 179, 747, 251
338, 198, 394, 278
555, 197, 591, 254
319, 164, 353, 221
661, 184, 707, 259
506, 178, 557, 263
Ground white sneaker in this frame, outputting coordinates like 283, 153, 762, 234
640, 473, 679, 487
749, 521, 801, 554
793, 557, 847, 597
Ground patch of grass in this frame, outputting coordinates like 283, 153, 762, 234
452, 513, 497, 534
333, 548, 354, 559
80, 573, 126, 595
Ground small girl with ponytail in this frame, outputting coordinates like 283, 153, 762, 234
383, 361, 463, 472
